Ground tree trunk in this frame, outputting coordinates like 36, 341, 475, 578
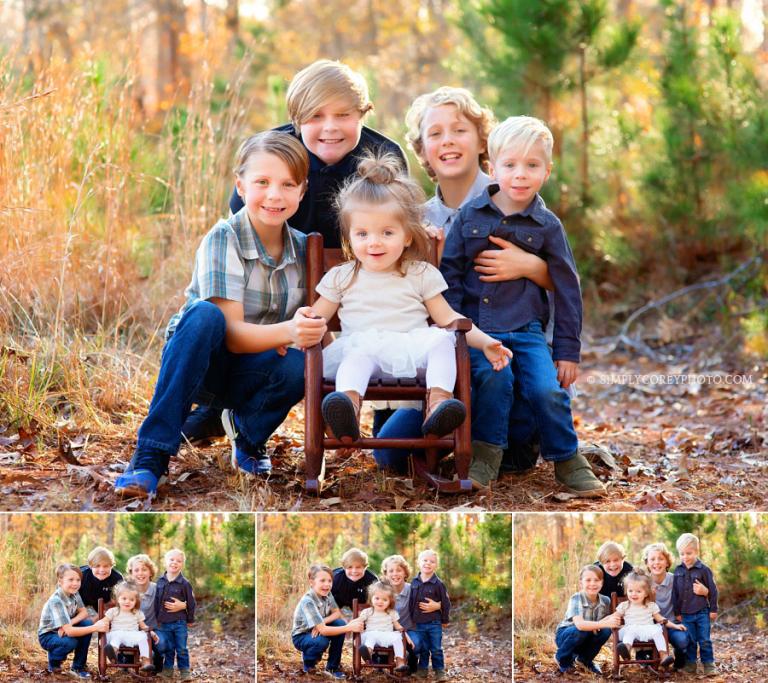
579, 44, 590, 207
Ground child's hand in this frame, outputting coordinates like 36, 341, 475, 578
276, 345, 288, 356
405, 634, 414, 648
423, 221, 444, 242
150, 631, 159, 644
57, 627, 65, 637
290, 306, 327, 349
484, 339, 512, 371
692, 579, 709, 596
672, 623, 686, 631
555, 360, 578, 389
709, 612, 717, 622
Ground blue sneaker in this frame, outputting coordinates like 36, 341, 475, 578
575, 657, 602, 675
114, 453, 170, 497
221, 410, 271, 475
181, 404, 225, 443
323, 669, 346, 680
71, 669, 92, 679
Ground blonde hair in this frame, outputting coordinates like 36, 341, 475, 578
381, 554, 411, 580
417, 549, 438, 564
164, 548, 185, 565
367, 581, 396, 610
335, 152, 430, 275
579, 564, 603, 582
287, 59, 373, 132
308, 563, 333, 581
56, 563, 83, 580
233, 130, 309, 185
87, 547, 116, 567
405, 86, 497, 180
126, 554, 158, 581
623, 569, 655, 605
113, 581, 141, 612
487, 115, 554, 165
641, 543, 673, 572
676, 533, 700, 554
341, 547, 369, 568
597, 541, 626, 563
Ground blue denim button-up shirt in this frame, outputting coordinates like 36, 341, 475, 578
440, 186, 582, 362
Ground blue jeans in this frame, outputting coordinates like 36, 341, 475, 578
554, 625, 611, 668
135, 301, 305, 460
292, 618, 346, 671
415, 621, 444, 671
38, 618, 93, 670
157, 621, 189, 670
470, 322, 577, 461
681, 609, 713, 664
405, 629, 423, 671
668, 625, 689, 667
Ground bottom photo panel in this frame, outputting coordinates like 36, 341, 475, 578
0, 513, 255, 682
256, 512, 512, 682
514, 512, 768, 682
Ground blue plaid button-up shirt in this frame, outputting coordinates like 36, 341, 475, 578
38, 587, 84, 636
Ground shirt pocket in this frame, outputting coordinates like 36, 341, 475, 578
510, 227, 544, 252
461, 223, 491, 240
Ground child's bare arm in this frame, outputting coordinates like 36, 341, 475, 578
308, 296, 340, 325
393, 619, 404, 632
70, 607, 89, 625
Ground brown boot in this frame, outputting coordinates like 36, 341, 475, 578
322, 390, 361, 442
421, 387, 466, 437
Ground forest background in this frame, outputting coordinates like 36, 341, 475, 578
0, 0, 766, 511
514, 512, 768, 681
0, 512, 255, 681
256, 512, 511, 681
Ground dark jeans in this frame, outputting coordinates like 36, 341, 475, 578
681, 609, 713, 664
470, 322, 577, 460
405, 629, 423, 672
135, 301, 305, 460
151, 630, 170, 671
157, 621, 189, 670
668, 626, 689, 667
415, 621, 444, 672
292, 618, 346, 671
555, 625, 611, 668
38, 618, 93, 670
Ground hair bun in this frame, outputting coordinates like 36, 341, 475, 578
356, 153, 401, 185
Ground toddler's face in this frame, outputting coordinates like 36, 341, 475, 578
59, 570, 82, 595
626, 581, 647, 605
680, 544, 698, 568
602, 554, 624, 577
384, 563, 406, 587
645, 550, 670, 576
344, 562, 366, 582
371, 591, 391, 611
419, 553, 437, 576
165, 552, 184, 574
491, 138, 551, 214
91, 562, 113, 581
347, 203, 411, 274
118, 591, 138, 611
580, 570, 602, 596
310, 571, 333, 597
420, 104, 483, 182
300, 97, 363, 166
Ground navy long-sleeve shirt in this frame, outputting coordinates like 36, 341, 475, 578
78, 566, 123, 611
229, 124, 406, 248
155, 572, 196, 624
409, 573, 450, 625
331, 567, 378, 610
672, 559, 718, 615
594, 560, 633, 599
440, 187, 582, 362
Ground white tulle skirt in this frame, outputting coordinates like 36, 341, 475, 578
323, 327, 455, 380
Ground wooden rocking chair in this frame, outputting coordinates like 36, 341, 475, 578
303, 233, 474, 493
351, 599, 409, 680
610, 592, 671, 679
96, 599, 153, 679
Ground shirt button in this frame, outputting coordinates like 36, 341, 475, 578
482, 297, 489, 304
527, 236, 532, 242
472, 228, 478, 234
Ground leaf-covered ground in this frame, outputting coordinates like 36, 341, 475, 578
515, 620, 766, 682
0, 605, 254, 682
1, 349, 765, 512
257, 612, 511, 682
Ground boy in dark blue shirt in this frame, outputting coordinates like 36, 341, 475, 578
330, 547, 378, 610
440, 116, 604, 496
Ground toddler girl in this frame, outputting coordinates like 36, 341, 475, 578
103, 581, 154, 672
311, 153, 511, 441
357, 581, 409, 672
614, 570, 686, 669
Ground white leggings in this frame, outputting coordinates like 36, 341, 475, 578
618, 624, 666, 653
360, 630, 404, 659
106, 630, 150, 658
335, 336, 456, 396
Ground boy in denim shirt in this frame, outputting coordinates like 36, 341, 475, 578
409, 549, 450, 680
672, 533, 718, 676
155, 549, 196, 679
440, 116, 604, 496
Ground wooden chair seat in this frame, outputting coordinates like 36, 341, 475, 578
96, 598, 153, 679
303, 233, 473, 493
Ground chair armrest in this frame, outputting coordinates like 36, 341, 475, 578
438, 318, 472, 333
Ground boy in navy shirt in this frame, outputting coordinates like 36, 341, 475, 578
440, 116, 604, 497
331, 547, 378, 610
409, 549, 450, 680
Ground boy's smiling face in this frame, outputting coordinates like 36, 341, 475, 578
680, 544, 699, 568
59, 570, 82, 595
129, 562, 152, 586
384, 563, 407, 588
310, 570, 333, 597
91, 562, 113, 581
421, 104, 483, 183
165, 552, 184, 574
419, 553, 437, 577
646, 550, 670, 577
580, 569, 603, 598
300, 97, 363, 166
344, 562, 366, 582
602, 554, 624, 577
490, 138, 552, 215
